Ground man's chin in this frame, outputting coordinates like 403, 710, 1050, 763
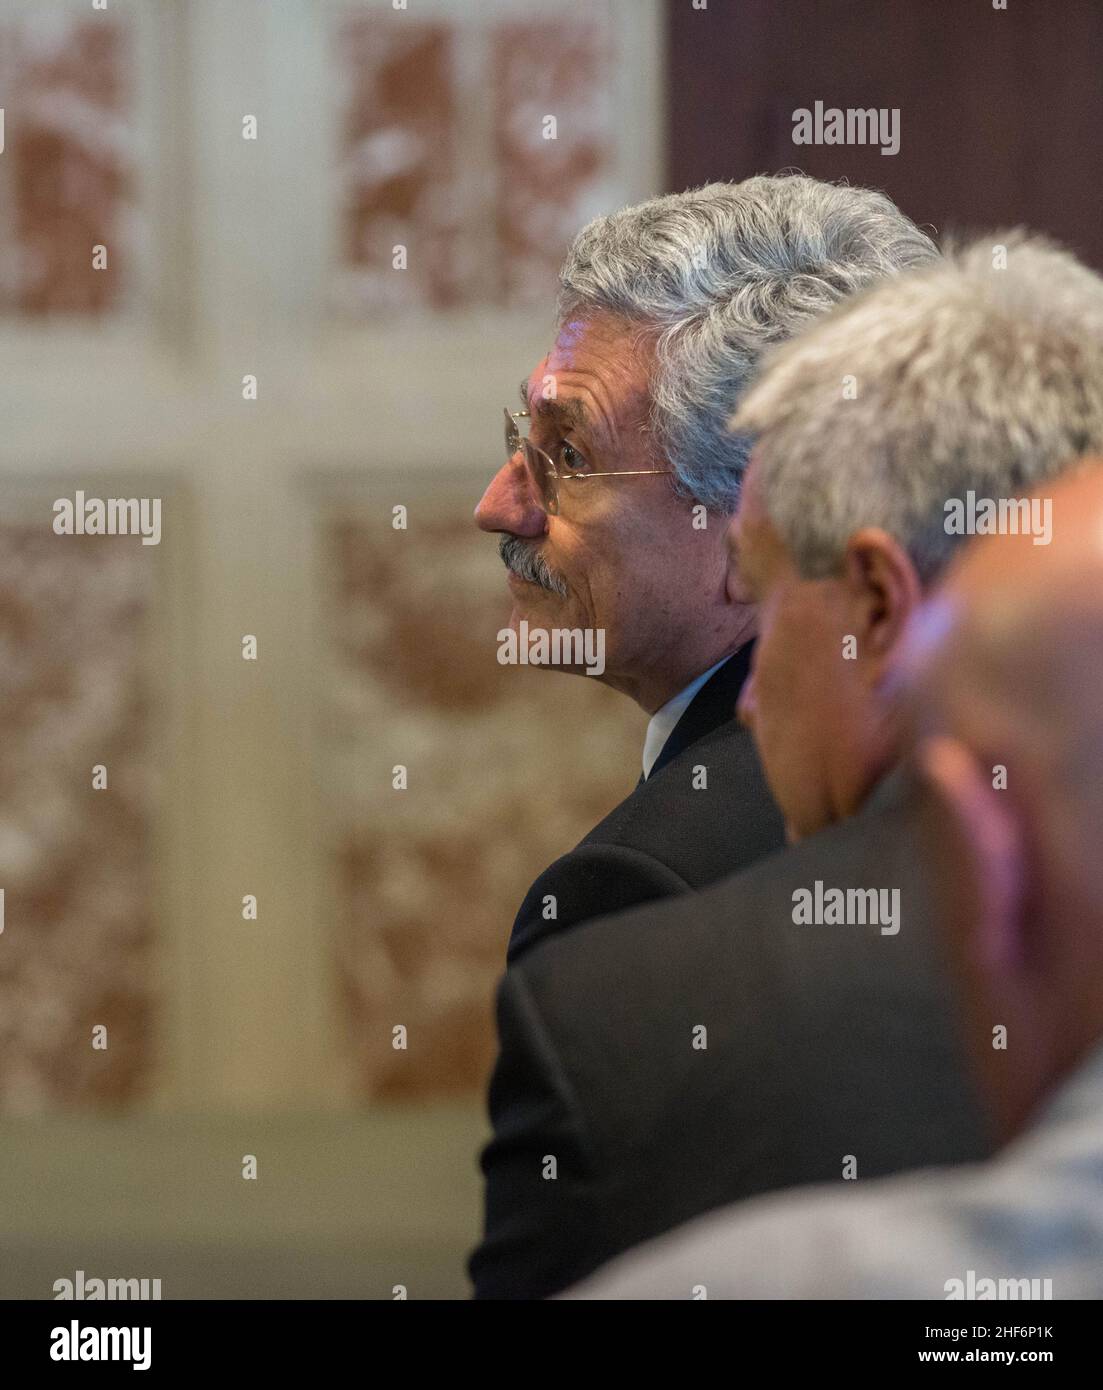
505, 581, 565, 631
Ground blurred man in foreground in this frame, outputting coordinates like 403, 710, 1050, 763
471, 235, 1103, 1298
566, 462, 1103, 1299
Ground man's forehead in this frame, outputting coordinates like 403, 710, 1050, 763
534, 317, 652, 390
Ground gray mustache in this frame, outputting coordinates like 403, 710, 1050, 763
499, 535, 569, 598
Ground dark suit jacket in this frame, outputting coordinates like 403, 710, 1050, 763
469, 772, 991, 1299
507, 644, 786, 962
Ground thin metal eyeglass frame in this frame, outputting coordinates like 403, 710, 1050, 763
504, 407, 672, 516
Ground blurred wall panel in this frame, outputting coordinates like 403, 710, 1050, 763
0, 0, 663, 1296
0, 0, 669, 1295
0, 523, 155, 1112
321, 484, 646, 1100
0, 8, 137, 317
492, 14, 615, 308
331, 1, 620, 316
0, 0, 663, 1121
334, 16, 464, 312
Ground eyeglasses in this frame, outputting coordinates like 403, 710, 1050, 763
504, 407, 673, 516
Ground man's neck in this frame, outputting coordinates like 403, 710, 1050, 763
610, 614, 758, 715
618, 647, 742, 716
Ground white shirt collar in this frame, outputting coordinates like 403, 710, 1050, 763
641, 655, 733, 780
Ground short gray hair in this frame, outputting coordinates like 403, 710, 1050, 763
556, 175, 939, 512
733, 232, 1103, 583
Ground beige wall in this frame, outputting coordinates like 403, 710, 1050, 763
0, 0, 662, 1295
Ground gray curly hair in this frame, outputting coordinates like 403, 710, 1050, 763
556, 174, 939, 512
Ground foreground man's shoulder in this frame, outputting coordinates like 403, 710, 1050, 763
515, 785, 921, 996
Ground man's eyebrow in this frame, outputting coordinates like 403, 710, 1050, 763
532, 394, 590, 432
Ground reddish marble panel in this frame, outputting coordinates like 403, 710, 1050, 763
0, 529, 155, 1112
333, 17, 466, 313
0, 13, 136, 316
325, 499, 645, 1098
491, 15, 615, 309
331, 7, 616, 316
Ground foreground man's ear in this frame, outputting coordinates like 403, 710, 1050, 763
842, 527, 924, 663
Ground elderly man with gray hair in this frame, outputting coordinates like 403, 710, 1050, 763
475, 174, 938, 963
471, 232, 1103, 1299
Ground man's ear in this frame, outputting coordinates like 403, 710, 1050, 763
722, 514, 755, 606
842, 528, 923, 663
916, 735, 1027, 977
724, 560, 754, 607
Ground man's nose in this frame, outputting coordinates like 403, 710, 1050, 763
474, 456, 547, 537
